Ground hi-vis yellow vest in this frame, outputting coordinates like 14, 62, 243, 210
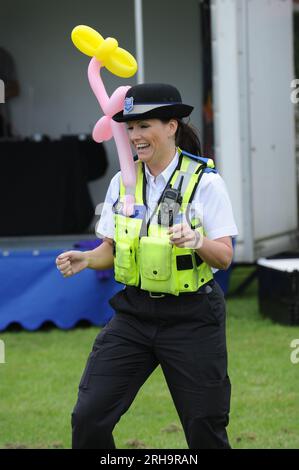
113, 148, 215, 296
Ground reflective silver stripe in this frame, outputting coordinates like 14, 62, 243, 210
123, 103, 175, 115
172, 160, 199, 194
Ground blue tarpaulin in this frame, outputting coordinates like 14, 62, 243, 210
0, 242, 234, 331
0, 249, 120, 331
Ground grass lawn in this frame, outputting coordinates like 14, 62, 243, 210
0, 266, 299, 449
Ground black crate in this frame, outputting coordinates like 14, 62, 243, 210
257, 253, 299, 326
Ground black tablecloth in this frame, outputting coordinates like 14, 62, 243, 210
0, 137, 108, 236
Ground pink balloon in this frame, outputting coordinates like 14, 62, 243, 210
88, 58, 109, 111
92, 116, 113, 142
123, 194, 135, 217
111, 120, 136, 189
87, 57, 136, 216
106, 86, 131, 116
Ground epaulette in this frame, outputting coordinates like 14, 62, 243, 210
203, 167, 217, 174
181, 150, 217, 173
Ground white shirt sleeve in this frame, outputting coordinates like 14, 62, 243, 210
194, 171, 239, 240
95, 171, 120, 240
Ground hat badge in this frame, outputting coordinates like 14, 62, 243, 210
124, 97, 134, 114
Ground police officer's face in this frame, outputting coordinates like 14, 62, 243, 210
126, 119, 178, 164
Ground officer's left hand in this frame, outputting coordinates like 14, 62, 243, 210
168, 223, 203, 249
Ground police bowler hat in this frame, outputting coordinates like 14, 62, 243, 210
112, 83, 193, 123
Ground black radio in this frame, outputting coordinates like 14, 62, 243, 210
157, 176, 184, 227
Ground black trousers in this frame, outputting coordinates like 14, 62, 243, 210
71, 281, 231, 449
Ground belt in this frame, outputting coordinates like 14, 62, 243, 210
147, 280, 215, 298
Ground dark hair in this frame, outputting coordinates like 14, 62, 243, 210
162, 119, 202, 156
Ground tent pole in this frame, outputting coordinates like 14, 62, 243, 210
134, 0, 144, 83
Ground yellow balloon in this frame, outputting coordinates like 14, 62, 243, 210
71, 25, 137, 78
71, 25, 104, 57
106, 47, 138, 78
95, 37, 118, 64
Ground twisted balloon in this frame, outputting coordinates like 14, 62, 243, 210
71, 25, 137, 215
71, 25, 137, 78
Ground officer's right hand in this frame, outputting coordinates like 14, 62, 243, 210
55, 250, 88, 278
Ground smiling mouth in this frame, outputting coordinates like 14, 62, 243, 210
136, 144, 150, 150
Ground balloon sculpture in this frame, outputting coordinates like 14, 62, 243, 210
71, 25, 138, 216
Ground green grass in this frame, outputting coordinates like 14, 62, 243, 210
0, 267, 299, 449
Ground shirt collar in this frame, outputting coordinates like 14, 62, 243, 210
144, 150, 179, 185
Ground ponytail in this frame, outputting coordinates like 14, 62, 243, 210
175, 120, 202, 156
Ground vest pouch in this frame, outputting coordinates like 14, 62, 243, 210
174, 247, 199, 293
114, 239, 139, 286
139, 236, 178, 295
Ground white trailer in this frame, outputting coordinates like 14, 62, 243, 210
211, 0, 298, 262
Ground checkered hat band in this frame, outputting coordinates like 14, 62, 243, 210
123, 102, 179, 115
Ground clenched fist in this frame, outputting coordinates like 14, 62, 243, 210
55, 250, 89, 278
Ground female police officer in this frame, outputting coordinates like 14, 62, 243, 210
56, 83, 238, 449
